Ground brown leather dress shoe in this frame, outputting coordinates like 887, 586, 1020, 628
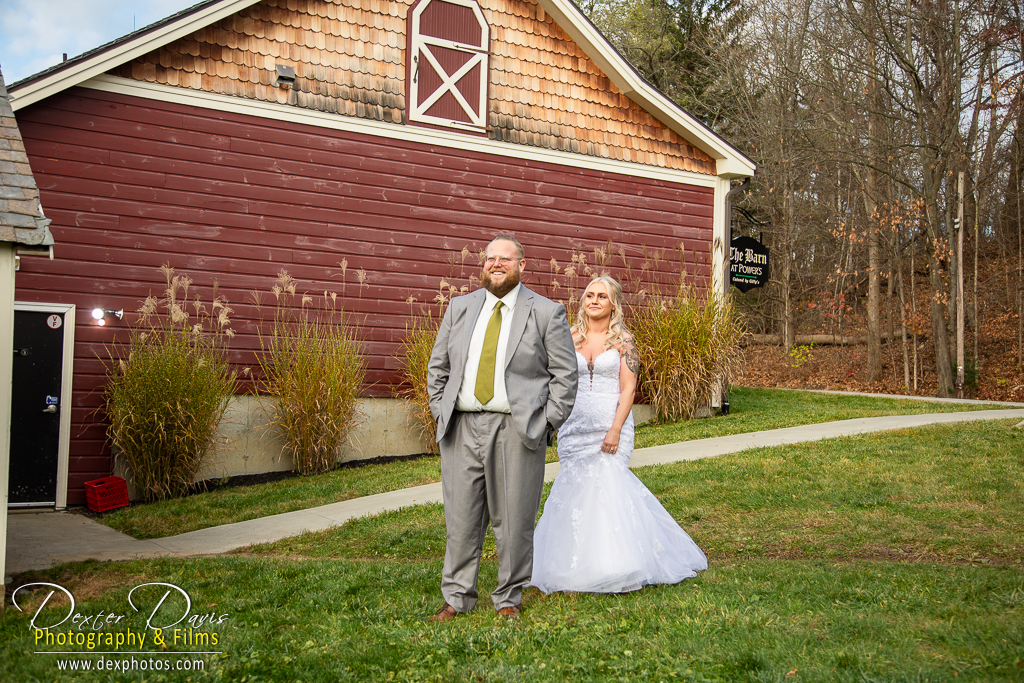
427, 604, 459, 623
496, 605, 521, 620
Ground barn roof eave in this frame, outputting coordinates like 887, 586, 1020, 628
7, 0, 261, 110
536, 0, 754, 178
9, 0, 753, 178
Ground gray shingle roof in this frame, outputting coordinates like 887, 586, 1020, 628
0, 67, 53, 246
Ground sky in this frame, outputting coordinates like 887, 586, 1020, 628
0, 0, 198, 85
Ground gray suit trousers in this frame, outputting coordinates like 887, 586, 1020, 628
440, 411, 546, 612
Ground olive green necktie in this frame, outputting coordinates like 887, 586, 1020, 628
474, 301, 503, 405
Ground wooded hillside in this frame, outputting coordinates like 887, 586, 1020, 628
586, 0, 1024, 399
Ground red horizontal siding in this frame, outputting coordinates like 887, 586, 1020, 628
17, 87, 715, 504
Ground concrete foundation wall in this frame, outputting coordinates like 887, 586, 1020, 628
204, 397, 653, 480
202, 396, 430, 479
115, 397, 654, 500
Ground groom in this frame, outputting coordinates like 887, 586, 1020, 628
426, 234, 577, 620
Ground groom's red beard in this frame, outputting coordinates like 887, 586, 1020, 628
481, 266, 521, 298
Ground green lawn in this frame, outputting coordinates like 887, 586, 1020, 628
5, 557, 1021, 682
100, 386, 996, 539
4, 418, 1022, 681
250, 420, 1024, 565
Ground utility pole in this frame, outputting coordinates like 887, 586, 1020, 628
956, 172, 965, 398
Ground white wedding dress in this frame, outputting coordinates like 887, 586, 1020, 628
531, 348, 707, 593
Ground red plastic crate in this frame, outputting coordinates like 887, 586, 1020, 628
84, 476, 129, 513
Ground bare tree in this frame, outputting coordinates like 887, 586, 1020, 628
597, 0, 1024, 395
809, 0, 1021, 394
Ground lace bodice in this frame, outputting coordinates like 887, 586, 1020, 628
577, 348, 622, 396
557, 348, 632, 464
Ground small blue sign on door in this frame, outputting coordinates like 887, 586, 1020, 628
45, 395, 59, 405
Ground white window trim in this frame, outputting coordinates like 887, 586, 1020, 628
409, 0, 490, 131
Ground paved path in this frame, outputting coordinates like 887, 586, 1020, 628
7, 408, 1024, 577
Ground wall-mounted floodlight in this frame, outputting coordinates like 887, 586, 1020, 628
275, 64, 296, 89
91, 308, 124, 326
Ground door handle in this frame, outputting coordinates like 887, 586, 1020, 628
42, 405, 57, 413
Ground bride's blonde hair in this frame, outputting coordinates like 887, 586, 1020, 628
573, 275, 629, 350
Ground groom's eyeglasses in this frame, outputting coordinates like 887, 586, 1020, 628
484, 256, 519, 267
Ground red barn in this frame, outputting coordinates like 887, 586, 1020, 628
8, 0, 753, 506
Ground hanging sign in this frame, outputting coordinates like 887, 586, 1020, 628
730, 236, 769, 293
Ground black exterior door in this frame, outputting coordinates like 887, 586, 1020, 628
8, 309, 66, 506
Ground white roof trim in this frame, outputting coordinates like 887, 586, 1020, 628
9, 0, 262, 109
536, 0, 755, 178
10, 0, 753, 178
80, 75, 720, 188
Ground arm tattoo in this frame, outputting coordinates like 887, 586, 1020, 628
621, 337, 639, 374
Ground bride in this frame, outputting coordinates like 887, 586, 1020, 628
530, 275, 707, 594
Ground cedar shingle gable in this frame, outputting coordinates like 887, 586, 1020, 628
110, 0, 715, 174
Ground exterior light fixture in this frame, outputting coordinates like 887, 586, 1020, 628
91, 308, 124, 326
275, 64, 296, 89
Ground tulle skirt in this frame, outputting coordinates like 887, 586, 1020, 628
531, 446, 707, 593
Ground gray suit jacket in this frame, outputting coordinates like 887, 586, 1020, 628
427, 285, 578, 451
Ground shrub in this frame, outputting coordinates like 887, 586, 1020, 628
630, 285, 746, 422
788, 342, 815, 368
257, 271, 366, 475
104, 266, 235, 502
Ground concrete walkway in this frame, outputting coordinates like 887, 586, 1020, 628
7, 408, 1024, 577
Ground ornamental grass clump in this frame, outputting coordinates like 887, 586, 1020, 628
630, 285, 746, 422
397, 261, 473, 455
257, 271, 366, 475
398, 311, 441, 454
104, 265, 236, 502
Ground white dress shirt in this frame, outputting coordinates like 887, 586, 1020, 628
456, 285, 521, 413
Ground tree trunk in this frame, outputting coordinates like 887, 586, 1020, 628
865, 185, 881, 382
944, 174, 958, 366
897, 246, 911, 390
781, 171, 796, 349
924, 196, 955, 396
911, 230, 918, 391
864, 38, 882, 383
